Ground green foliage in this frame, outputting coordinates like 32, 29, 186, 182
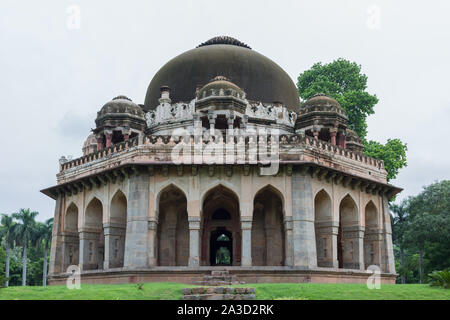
12, 209, 38, 247
364, 139, 407, 182
428, 270, 450, 289
297, 58, 378, 139
391, 180, 450, 284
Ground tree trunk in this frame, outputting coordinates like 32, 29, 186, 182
5, 245, 10, 287
42, 243, 48, 286
419, 248, 424, 284
22, 243, 27, 286
400, 249, 405, 284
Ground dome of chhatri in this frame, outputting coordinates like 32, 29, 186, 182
196, 76, 245, 100
95, 96, 146, 130
97, 96, 145, 118
303, 93, 342, 109
144, 36, 300, 112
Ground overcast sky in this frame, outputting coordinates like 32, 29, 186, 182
1, 0, 449, 221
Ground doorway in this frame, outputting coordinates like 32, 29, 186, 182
210, 228, 233, 266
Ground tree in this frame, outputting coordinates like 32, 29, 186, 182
403, 181, 450, 283
297, 58, 407, 181
364, 139, 407, 182
0, 214, 16, 287
390, 200, 409, 284
34, 218, 53, 286
12, 209, 38, 286
297, 58, 378, 139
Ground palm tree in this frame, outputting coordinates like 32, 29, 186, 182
34, 218, 53, 286
12, 208, 38, 286
390, 200, 410, 284
0, 214, 16, 287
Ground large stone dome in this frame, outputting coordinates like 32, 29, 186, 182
144, 36, 300, 112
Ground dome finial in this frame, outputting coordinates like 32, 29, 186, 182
197, 36, 251, 49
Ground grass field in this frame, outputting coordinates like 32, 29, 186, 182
0, 283, 448, 300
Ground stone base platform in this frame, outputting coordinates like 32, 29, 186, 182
49, 266, 396, 286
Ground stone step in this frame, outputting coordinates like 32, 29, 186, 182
182, 287, 255, 300
211, 270, 229, 276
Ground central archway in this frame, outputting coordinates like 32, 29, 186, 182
210, 228, 233, 266
201, 185, 241, 266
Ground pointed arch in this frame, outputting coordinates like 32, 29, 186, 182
314, 189, 332, 222
339, 194, 359, 225
65, 202, 79, 233
201, 184, 241, 266
252, 185, 285, 266
254, 184, 285, 217
200, 181, 240, 206
364, 200, 381, 269
365, 200, 378, 229
314, 189, 333, 267
85, 197, 103, 230
337, 194, 361, 269
110, 189, 127, 225
157, 184, 188, 266
156, 183, 188, 216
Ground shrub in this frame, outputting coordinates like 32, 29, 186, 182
428, 270, 450, 289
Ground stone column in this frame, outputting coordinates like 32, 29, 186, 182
283, 216, 294, 266
147, 217, 158, 267
61, 232, 79, 271
124, 172, 150, 269
315, 221, 339, 268
342, 226, 365, 270
105, 130, 113, 148
103, 223, 126, 269
79, 231, 101, 270
241, 216, 252, 267
330, 127, 337, 145
122, 128, 131, 141
188, 217, 201, 267
96, 134, 104, 151
49, 194, 64, 275
382, 195, 396, 273
291, 167, 317, 268
208, 114, 216, 136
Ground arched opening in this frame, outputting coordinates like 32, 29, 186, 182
201, 185, 241, 266
210, 228, 233, 266
157, 185, 189, 266
84, 198, 104, 270
63, 203, 79, 270
252, 187, 285, 266
338, 194, 359, 269
314, 190, 333, 267
364, 201, 380, 269
108, 190, 127, 268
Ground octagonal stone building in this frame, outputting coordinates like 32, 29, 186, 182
42, 36, 400, 285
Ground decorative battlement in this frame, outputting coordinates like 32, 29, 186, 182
58, 133, 384, 173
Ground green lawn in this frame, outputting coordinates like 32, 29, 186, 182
0, 283, 448, 300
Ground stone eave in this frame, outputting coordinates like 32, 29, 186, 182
41, 160, 401, 201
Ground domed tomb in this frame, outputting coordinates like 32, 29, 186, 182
144, 36, 300, 112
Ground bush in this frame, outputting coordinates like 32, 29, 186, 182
0, 275, 8, 289
428, 270, 450, 289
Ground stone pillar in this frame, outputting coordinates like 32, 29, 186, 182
96, 134, 104, 151
283, 216, 294, 266
105, 130, 113, 148
291, 167, 317, 268
330, 127, 337, 145
188, 217, 201, 267
122, 128, 131, 141
208, 114, 216, 136
61, 232, 79, 271
103, 223, 126, 269
241, 216, 252, 267
49, 194, 64, 275
364, 228, 383, 269
341, 226, 365, 270
227, 115, 235, 135
124, 172, 150, 269
382, 195, 396, 273
315, 221, 339, 268
79, 231, 101, 270
147, 217, 158, 267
